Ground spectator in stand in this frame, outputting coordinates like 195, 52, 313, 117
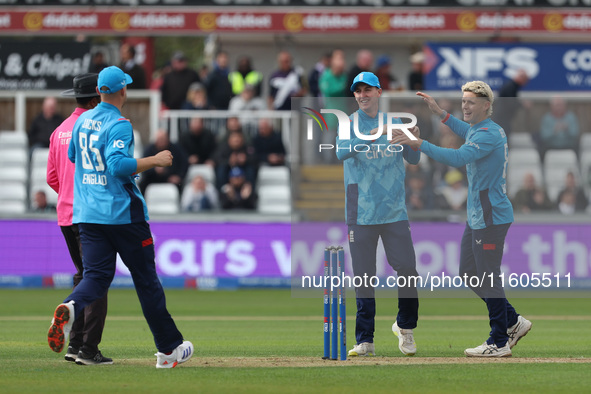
407, 51, 424, 91
180, 82, 210, 134
252, 118, 286, 166
32, 190, 56, 212
179, 117, 217, 166
90, 51, 108, 73
229, 84, 266, 112
346, 49, 373, 97
229, 56, 264, 98
511, 172, 553, 213
319, 49, 348, 131
150, 62, 171, 92
182, 82, 210, 111
438, 169, 468, 211
556, 171, 587, 212
214, 130, 257, 190
220, 116, 243, 140
181, 174, 218, 212
494, 69, 530, 135
160, 51, 200, 110
539, 96, 580, 155
374, 55, 403, 92
557, 190, 576, 215
229, 84, 266, 133
205, 51, 233, 110
220, 167, 257, 210
308, 52, 331, 99
119, 43, 146, 89
198, 64, 209, 82
29, 96, 65, 149
139, 129, 188, 195
268, 51, 308, 111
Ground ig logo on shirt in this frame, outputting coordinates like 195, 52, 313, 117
113, 140, 125, 149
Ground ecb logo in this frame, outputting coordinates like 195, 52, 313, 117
302, 108, 418, 153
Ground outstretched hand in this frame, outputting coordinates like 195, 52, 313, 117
390, 128, 422, 150
416, 91, 445, 117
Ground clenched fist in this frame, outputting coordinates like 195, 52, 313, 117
154, 150, 173, 167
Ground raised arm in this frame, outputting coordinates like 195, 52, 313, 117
416, 91, 470, 139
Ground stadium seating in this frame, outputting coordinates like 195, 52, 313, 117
579, 133, 591, 154
144, 183, 180, 214
133, 129, 143, 158
0, 182, 27, 214
0, 166, 27, 185
579, 153, 591, 196
543, 149, 580, 202
507, 148, 543, 198
0, 149, 28, 168
256, 166, 290, 189
28, 148, 58, 208
508, 132, 535, 150
185, 164, 216, 186
30, 148, 50, 170
0, 130, 28, 150
257, 184, 291, 214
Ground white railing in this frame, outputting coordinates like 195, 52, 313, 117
0, 89, 160, 138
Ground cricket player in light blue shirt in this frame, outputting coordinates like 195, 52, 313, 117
392, 81, 532, 358
48, 66, 193, 368
337, 72, 420, 357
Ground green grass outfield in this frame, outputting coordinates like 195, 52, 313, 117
1, 289, 590, 393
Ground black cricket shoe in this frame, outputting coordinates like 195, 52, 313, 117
64, 346, 79, 362
75, 350, 113, 365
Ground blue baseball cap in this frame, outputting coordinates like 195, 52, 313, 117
376, 55, 390, 68
97, 66, 133, 94
229, 167, 244, 178
350, 71, 381, 92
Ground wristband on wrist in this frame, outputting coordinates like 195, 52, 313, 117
439, 110, 448, 120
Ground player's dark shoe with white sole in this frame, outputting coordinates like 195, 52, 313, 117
75, 350, 113, 365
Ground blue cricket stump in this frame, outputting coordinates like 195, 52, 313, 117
323, 247, 331, 360
331, 248, 338, 360
338, 246, 347, 361
322, 245, 347, 361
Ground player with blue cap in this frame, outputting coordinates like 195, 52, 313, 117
350, 71, 381, 92
48, 65, 194, 369
97, 65, 133, 94
337, 72, 421, 358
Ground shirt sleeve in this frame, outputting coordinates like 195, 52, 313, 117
419, 128, 495, 168
443, 114, 470, 140
403, 144, 421, 165
68, 126, 77, 164
105, 120, 137, 176
47, 135, 59, 193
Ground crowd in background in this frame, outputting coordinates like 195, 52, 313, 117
28, 42, 589, 215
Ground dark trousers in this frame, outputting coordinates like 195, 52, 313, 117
60, 225, 108, 354
348, 221, 419, 344
459, 222, 519, 347
65, 222, 183, 353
